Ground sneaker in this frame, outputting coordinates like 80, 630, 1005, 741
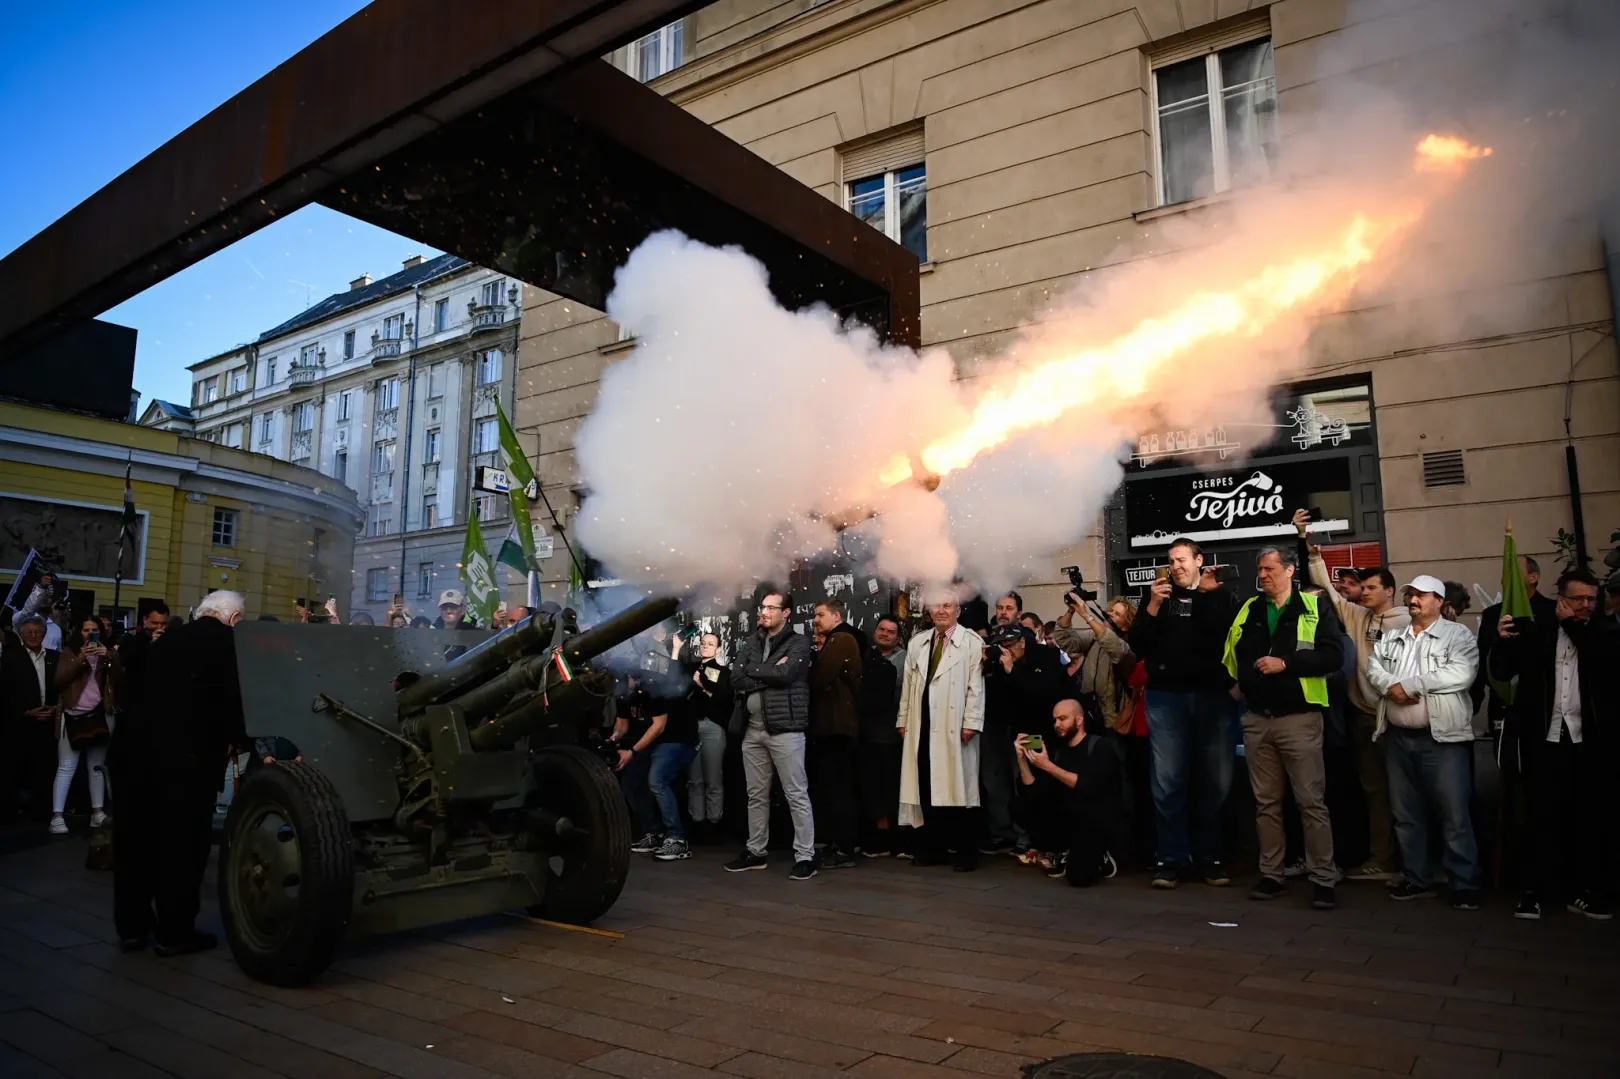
1388, 881, 1438, 901
821, 847, 857, 870
1513, 894, 1542, 921
652, 837, 691, 861
894, 850, 914, 860
723, 850, 768, 873
48, 816, 68, 835
1016, 849, 1046, 867
1346, 862, 1395, 882
1201, 861, 1231, 887
1151, 863, 1179, 890
1452, 889, 1481, 911
788, 860, 817, 881
1099, 851, 1118, 880
1249, 877, 1287, 901
1567, 894, 1614, 921
89, 810, 108, 828
630, 832, 664, 854
1045, 853, 1069, 879
1312, 884, 1337, 910
861, 847, 891, 858
153, 931, 218, 958
1282, 858, 1307, 879
979, 839, 1015, 855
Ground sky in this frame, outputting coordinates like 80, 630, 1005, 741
0, 1, 440, 410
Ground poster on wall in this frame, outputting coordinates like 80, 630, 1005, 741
0, 493, 148, 583
1125, 458, 1353, 549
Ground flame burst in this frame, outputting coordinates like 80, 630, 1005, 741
879, 135, 1491, 489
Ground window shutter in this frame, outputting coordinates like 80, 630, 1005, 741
840, 127, 926, 184
1421, 449, 1466, 488
1150, 14, 1270, 68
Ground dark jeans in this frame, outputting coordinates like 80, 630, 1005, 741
1145, 689, 1236, 867
1526, 737, 1608, 901
648, 742, 697, 840
809, 735, 859, 854
1015, 785, 1114, 887
155, 773, 220, 944
979, 725, 1022, 846
619, 749, 655, 836
857, 741, 904, 853
1384, 728, 1479, 891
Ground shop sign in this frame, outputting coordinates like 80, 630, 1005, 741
1130, 383, 1371, 470
1125, 458, 1352, 549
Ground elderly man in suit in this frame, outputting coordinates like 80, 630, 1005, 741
2, 614, 60, 822
898, 588, 987, 871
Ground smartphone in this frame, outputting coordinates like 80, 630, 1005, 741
392, 593, 404, 608
1025, 735, 1044, 752
296, 596, 308, 610
1305, 506, 1324, 522
1511, 615, 1536, 633
88, 630, 101, 645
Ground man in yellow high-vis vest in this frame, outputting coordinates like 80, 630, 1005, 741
1223, 546, 1346, 910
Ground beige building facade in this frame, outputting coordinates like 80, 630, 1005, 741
519, 0, 1618, 619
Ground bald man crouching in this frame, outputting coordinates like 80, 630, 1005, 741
1014, 699, 1123, 886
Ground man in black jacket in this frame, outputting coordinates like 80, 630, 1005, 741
725, 589, 816, 880
109, 602, 169, 949
1491, 567, 1616, 920
1225, 546, 1345, 910
858, 615, 906, 855
1128, 537, 1240, 889
981, 624, 1068, 853
146, 590, 248, 956
1015, 698, 1123, 886
1, 614, 59, 822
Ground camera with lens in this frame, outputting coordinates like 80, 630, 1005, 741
1060, 565, 1098, 604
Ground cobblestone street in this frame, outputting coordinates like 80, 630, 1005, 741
2, 831, 1617, 1079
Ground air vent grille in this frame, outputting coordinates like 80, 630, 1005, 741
1422, 449, 1466, 488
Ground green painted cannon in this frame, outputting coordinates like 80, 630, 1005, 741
220, 596, 676, 985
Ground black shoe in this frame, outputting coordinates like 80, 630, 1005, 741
723, 850, 768, 872
1046, 853, 1069, 879
118, 936, 148, 953
1388, 881, 1437, 901
1452, 889, 1481, 911
153, 931, 217, 958
1567, 894, 1614, 921
788, 860, 817, 881
1201, 861, 1231, 887
952, 851, 979, 873
1151, 863, 1179, 890
630, 832, 664, 854
1249, 877, 1287, 901
821, 847, 857, 870
979, 839, 1015, 855
1513, 894, 1541, 921
1312, 885, 1337, 910
912, 850, 948, 867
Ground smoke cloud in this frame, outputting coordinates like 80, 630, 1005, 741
573, 0, 1619, 599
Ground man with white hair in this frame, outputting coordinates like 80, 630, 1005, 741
139, 590, 248, 957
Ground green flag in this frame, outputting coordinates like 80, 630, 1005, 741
1490, 520, 1534, 705
496, 520, 529, 577
495, 399, 538, 572
460, 504, 499, 626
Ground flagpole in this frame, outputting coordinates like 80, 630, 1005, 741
113, 454, 135, 627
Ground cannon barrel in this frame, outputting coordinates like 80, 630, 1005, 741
467, 670, 613, 752
395, 613, 558, 714
561, 595, 680, 666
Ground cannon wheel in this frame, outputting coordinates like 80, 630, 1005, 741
527, 745, 630, 924
219, 761, 354, 986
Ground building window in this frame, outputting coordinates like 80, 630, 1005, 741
343, 330, 355, 360
300, 343, 320, 366
265, 357, 277, 385
332, 450, 347, 484
212, 508, 237, 547
202, 377, 219, 403
366, 567, 390, 601
336, 389, 352, 421
434, 298, 449, 332
257, 413, 274, 444
841, 128, 928, 262
422, 498, 438, 530
382, 314, 404, 340
417, 562, 433, 598
477, 349, 503, 385
378, 378, 400, 410
474, 493, 498, 521
229, 370, 246, 395
634, 20, 684, 82
1153, 36, 1277, 205
369, 506, 392, 538
480, 280, 505, 308
292, 402, 315, 433
427, 364, 444, 398
424, 428, 441, 462
371, 440, 396, 475
223, 423, 244, 449
474, 418, 499, 454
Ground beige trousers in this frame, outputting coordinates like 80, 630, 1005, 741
1242, 710, 1340, 887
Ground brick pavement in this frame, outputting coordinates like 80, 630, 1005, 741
1, 830, 1616, 1079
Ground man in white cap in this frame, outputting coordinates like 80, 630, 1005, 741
1365, 574, 1482, 910
435, 589, 477, 631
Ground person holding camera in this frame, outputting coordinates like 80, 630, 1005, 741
980, 622, 1067, 855
1014, 698, 1122, 886
684, 631, 732, 845
1052, 583, 1135, 736
51, 615, 120, 834
1128, 537, 1240, 889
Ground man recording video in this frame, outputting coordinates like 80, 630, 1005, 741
1014, 698, 1122, 886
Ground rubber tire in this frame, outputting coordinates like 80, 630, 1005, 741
219, 760, 354, 986
528, 745, 630, 924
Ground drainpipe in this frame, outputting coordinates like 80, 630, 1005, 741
396, 282, 424, 597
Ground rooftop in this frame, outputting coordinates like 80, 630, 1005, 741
258, 252, 467, 343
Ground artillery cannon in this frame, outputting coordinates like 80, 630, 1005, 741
220, 595, 678, 986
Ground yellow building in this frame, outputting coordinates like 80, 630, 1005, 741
0, 400, 362, 622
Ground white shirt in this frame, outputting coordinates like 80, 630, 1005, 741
1548, 626, 1582, 743
26, 647, 47, 706
1382, 622, 1436, 729
42, 621, 61, 651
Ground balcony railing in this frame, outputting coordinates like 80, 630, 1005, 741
290, 431, 313, 460
371, 338, 403, 363
370, 472, 395, 503
468, 303, 507, 332
288, 364, 318, 388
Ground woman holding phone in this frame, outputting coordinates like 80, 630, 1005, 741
51, 615, 120, 833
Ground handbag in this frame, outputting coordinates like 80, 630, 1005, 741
64, 703, 110, 748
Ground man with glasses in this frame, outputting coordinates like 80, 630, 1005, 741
1492, 567, 1615, 921
725, 590, 817, 880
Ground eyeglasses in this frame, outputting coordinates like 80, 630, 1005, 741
758, 604, 786, 612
